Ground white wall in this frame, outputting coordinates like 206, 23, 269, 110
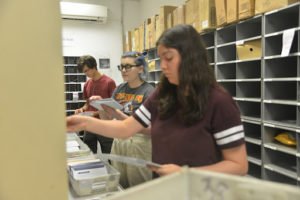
61, 0, 125, 84
61, 0, 184, 84
123, 0, 142, 32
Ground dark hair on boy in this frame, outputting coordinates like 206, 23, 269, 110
77, 55, 97, 72
156, 24, 216, 126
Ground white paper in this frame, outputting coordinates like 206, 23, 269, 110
67, 146, 80, 153
99, 153, 161, 168
70, 161, 108, 180
90, 98, 123, 110
72, 92, 79, 101
67, 140, 80, 147
281, 28, 295, 56
80, 83, 85, 91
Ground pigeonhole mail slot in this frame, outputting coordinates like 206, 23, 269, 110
236, 39, 262, 60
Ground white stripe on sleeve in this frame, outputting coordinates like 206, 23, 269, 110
139, 105, 151, 120
135, 109, 151, 126
216, 132, 245, 145
214, 125, 243, 139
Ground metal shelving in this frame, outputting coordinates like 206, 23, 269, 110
64, 56, 85, 116
143, 2, 300, 187
201, 3, 300, 187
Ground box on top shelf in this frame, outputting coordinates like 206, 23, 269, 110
148, 15, 157, 49
139, 24, 144, 52
130, 29, 136, 51
185, 0, 199, 30
106, 168, 300, 200
227, 0, 238, 23
134, 28, 140, 52
255, 0, 299, 14
215, 0, 227, 27
199, 0, 217, 31
145, 18, 151, 50
167, 12, 173, 29
124, 31, 132, 52
239, 0, 255, 20
157, 5, 177, 38
173, 5, 185, 26
236, 39, 262, 60
155, 15, 160, 46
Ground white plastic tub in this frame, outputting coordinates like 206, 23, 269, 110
106, 168, 300, 200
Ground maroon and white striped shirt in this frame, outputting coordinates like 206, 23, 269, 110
133, 86, 245, 168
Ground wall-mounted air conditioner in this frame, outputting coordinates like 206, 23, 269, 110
60, 2, 108, 23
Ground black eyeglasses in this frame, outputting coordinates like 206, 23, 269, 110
117, 64, 138, 71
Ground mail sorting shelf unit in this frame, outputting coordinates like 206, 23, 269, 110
64, 56, 86, 116
201, 2, 300, 186
146, 48, 161, 87
262, 3, 300, 186
146, 30, 216, 87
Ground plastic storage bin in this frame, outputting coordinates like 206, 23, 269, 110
106, 168, 300, 200
66, 133, 91, 158
69, 162, 120, 197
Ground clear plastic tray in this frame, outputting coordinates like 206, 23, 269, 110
106, 168, 300, 200
66, 133, 91, 158
69, 162, 120, 197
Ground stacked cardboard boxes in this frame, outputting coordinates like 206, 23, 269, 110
173, 5, 185, 26
255, 0, 299, 14
123, 0, 300, 51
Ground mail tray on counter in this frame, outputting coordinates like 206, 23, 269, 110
69, 161, 120, 196
66, 133, 91, 158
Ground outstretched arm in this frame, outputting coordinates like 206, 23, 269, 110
66, 115, 145, 139
150, 144, 248, 176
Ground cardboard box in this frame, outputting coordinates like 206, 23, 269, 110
255, 0, 299, 14
155, 15, 161, 45
149, 15, 157, 49
173, 5, 185, 26
215, 0, 227, 27
199, 0, 216, 31
134, 28, 140, 52
236, 39, 262, 60
185, 0, 196, 25
239, 0, 255, 20
131, 30, 136, 51
185, 0, 201, 32
177, 5, 186, 24
148, 60, 156, 72
145, 18, 151, 50
139, 25, 144, 52
227, 0, 238, 23
158, 6, 177, 37
167, 13, 173, 29
125, 31, 132, 52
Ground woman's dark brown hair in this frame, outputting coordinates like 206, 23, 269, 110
156, 24, 216, 126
